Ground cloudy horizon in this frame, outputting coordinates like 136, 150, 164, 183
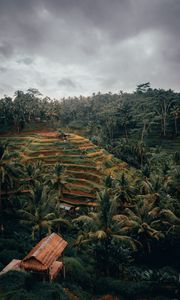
0, 0, 180, 99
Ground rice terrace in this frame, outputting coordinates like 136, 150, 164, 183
0, 130, 128, 207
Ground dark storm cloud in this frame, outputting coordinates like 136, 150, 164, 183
0, 0, 180, 97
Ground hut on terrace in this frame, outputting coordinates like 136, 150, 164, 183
0, 233, 68, 281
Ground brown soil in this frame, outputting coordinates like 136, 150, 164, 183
25, 130, 59, 137
32, 138, 59, 143
63, 163, 95, 167
78, 144, 95, 150
87, 150, 104, 157
37, 132, 59, 137
67, 182, 92, 190
68, 168, 101, 175
28, 152, 92, 158
63, 198, 97, 206
63, 189, 95, 198
66, 171, 102, 183
94, 156, 105, 161
1, 189, 31, 195
69, 178, 103, 186
58, 160, 91, 165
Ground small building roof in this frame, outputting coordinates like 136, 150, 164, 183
49, 261, 63, 281
60, 203, 74, 211
0, 259, 21, 275
20, 233, 68, 272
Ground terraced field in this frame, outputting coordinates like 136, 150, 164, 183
0, 131, 128, 207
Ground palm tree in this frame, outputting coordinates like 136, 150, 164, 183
133, 142, 148, 167
45, 163, 68, 208
113, 173, 135, 209
0, 144, 23, 229
18, 181, 69, 239
113, 194, 180, 254
136, 176, 152, 195
150, 174, 164, 194
50, 210, 72, 234
73, 189, 137, 275
164, 166, 180, 199
104, 175, 113, 189
22, 161, 44, 188
18, 182, 51, 238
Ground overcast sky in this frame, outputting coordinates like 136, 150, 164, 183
0, 0, 180, 98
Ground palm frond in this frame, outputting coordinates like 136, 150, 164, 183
112, 234, 137, 251
72, 215, 94, 224
52, 218, 72, 227
159, 209, 180, 225
89, 230, 107, 240
113, 214, 129, 223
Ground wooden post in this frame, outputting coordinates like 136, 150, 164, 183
63, 263, 66, 279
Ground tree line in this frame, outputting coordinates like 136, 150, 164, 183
0, 83, 179, 140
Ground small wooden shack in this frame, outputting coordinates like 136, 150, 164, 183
0, 233, 68, 281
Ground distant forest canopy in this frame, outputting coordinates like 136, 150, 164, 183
0, 83, 179, 142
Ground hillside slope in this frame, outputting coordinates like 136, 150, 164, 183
0, 130, 131, 206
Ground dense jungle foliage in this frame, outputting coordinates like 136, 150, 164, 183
0, 83, 180, 299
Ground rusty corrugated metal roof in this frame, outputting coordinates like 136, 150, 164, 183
0, 259, 21, 275
49, 261, 63, 280
20, 233, 67, 271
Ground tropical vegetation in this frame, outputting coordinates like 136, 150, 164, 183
0, 84, 179, 299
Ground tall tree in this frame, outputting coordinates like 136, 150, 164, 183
45, 163, 68, 208
0, 145, 22, 230
73, 189, 137, 274
154, 89, 176, 137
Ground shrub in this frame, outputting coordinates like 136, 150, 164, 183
95, 277, 152, 299
6, 289, 37, 300
0, 250, 21, 266
0, 270, 28, 293
63, 257, 91, 289
33, 282, 70, 300
0, 239, 19, 251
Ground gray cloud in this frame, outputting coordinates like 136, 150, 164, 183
0, 42, 14, 58
17, 57, 34, 65
0, 67, 7, 73
0, 0, 179, 98
58, 78, 77, 89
